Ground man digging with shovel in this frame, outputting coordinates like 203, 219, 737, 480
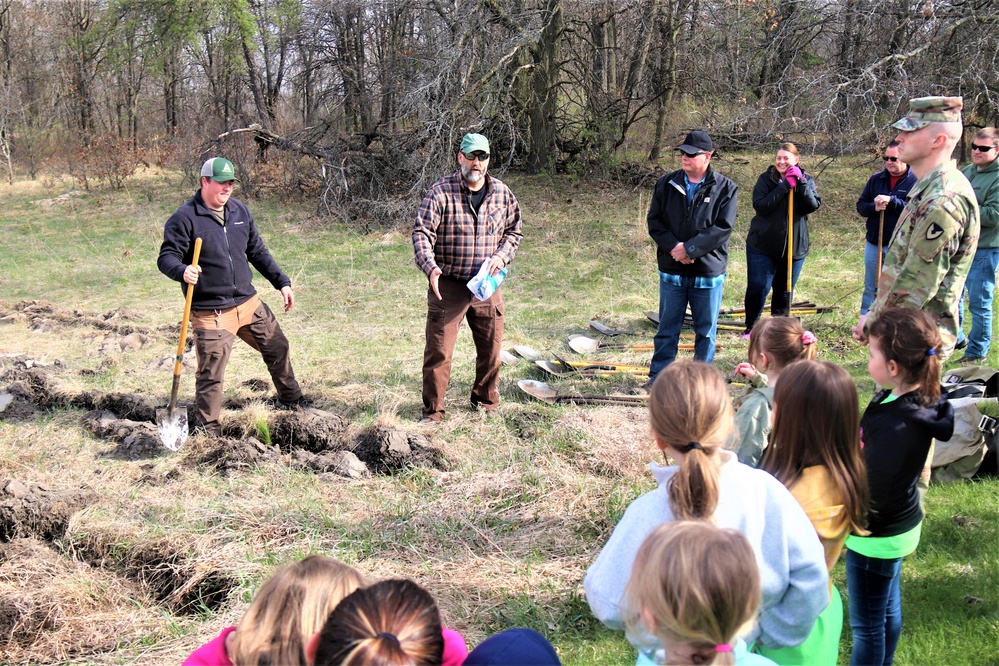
158, 157, 308, 438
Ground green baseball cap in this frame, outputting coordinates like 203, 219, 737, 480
460, 133, 490, 155
200, 157, 239, 182
892, 96, 963, 131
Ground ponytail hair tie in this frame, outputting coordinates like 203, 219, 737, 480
375, 632, 401, 648
686, 441, 704, 452
927, 348, 937, 356
715, 643, 734, 653
802, 330, 817, 345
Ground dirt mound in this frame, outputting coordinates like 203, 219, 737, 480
0, 362, 65, 420
291, 449, 369, 478
0, 538, 163, 663
197, 436, 284, 474
353, 426, 446, 473
85, 411, 170, 461
0, 299, 162, 337
0, 479, 95, 542
70, 530, 239, 615
75, 392, 161, 421
269, 407, 349, 452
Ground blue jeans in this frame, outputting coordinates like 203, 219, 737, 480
649, 272, 725, 380
862, 241, 888, 315
957, 247, 999, 358
744, 248, 804, 331
846, 549, 903, 666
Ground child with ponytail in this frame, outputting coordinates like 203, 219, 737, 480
622, 521, 776, 665
759, 360, 869, 665
584, 360, 828, 657
847, 307, 954, 666
732, 317, 818, 466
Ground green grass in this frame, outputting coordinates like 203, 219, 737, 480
0, 159, 997, 664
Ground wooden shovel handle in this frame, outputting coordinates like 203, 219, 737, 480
171, 238, 203, 380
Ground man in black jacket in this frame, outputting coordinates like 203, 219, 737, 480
646, 131, 738, 385
158, 157, 306, 435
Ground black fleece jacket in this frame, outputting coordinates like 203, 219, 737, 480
647, 167, 738, 277
746, 166, 821, 260
860, 390, 954, 536
157, 190, 291, 311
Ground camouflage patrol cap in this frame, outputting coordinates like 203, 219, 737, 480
892, 96, 963, 131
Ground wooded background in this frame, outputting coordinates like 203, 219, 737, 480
2, 0, 997, 221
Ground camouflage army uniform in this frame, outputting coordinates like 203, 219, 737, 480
866, 160, 980, 359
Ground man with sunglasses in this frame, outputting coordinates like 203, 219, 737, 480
412, 133, 523, 423
956, 128, 999, 363
854, 96, 980, 359
855, 141, 917, 318
645, 130, 737, 386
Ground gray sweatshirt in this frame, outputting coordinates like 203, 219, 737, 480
583, 451, 829, 651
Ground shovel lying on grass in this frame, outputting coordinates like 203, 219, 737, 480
518, 379, 649, 405
156, 237, 202, 451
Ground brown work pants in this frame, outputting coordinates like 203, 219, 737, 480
190, 295, 301, 433
422, 276, 504, 420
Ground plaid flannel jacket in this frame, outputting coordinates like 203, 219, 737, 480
413, 171, 523, 280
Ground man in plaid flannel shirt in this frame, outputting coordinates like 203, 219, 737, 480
412, 133, 524, 423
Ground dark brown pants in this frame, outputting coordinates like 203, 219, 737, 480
190, 296, 301, 433
422, 276, 504, 420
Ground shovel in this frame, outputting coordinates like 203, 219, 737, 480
157, 237, 202, 451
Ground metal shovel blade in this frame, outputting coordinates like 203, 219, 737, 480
568, 336, 601, 354
156, 406, 188, 451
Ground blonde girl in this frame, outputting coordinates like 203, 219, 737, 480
732, 316, 818, 466
584, 361, 828, 656
183, 555, 366, 666
847, 308, 953, 666
759, 360, 869, 665
623, 521, 776, 665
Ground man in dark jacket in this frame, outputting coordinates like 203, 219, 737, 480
646, 131, 738, 384
158, 157, 306, 435
855, 141, 917, 316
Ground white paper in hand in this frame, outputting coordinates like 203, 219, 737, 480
467, 259, 507, 301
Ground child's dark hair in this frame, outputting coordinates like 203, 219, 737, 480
867, 308, 942, 404
650, 361, 735, 520
313, 579, 444, 666
747, 316, 818, 371
762, 360, 869, 535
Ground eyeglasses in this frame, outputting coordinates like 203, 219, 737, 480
971, 144, 997, 152
463, 151, 490, 161
680, 151, 707, 158
883, 156, 899, 162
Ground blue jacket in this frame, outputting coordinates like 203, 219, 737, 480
647, 167, 738, 277
856, 167, 918, 246
157, 190, 290, 310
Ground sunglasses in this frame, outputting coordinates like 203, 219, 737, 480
971, 144, 997, 152
463, 151, 490, 161
680, 151, 707, 158
883, 156, 899, 162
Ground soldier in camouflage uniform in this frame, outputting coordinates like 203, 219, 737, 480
853, 96, 980, 360
851, 96, 979, 500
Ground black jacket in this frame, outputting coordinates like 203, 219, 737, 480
860, 390, 954, 537
746, 166, 821, 260
856, 167, 918, 246
157, 190, 291, 310
647, 167, 738, 277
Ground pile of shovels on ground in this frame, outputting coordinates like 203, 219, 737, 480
513, 301, 836, 406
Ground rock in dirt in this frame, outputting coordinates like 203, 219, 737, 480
269, 408, 349, 453
352, 426, 446, 473
197, 437, 283, 474
0, 480, 95, 542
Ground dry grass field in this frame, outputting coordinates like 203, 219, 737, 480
0, 157, 996, 665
